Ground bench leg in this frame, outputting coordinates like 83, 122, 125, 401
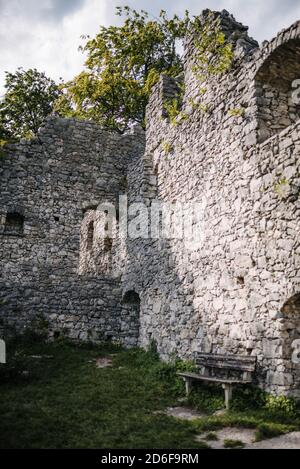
222, 384, 233, 410
184, 378, 192, 397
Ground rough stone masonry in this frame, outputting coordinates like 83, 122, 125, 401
1, 10, 300, 396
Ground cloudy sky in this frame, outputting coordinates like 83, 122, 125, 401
1, 0, 300, 95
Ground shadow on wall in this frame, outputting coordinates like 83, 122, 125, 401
121, 290, 141, 348
281, 293, 300, 393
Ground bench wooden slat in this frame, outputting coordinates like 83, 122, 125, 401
195, 352, 256, 363
178, 372, 251, 385
195, 353, 256, 372
195, 359, 255, 372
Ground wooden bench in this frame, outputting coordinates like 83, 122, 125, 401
178, 352, 256, 410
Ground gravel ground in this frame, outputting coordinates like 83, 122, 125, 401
249, 432, 300, 449
163, 407, 300, 449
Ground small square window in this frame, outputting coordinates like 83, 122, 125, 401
4, 212, 24, 235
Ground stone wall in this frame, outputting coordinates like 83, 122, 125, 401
1, 10, 300, 396
121, 12, 300, 396
255, 37, 300, 142
0, 117, 144, 346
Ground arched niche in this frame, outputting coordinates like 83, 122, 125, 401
122, 291, 141, 305
280, 293, 300, 392
255, 38, 300, 143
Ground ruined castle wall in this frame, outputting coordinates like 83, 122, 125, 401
122, 16, 300, 395
0, 117, 144, 344
1, 11, 300, 396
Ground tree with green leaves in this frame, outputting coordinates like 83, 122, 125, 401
56, 7, 190, 133
0, 8, 234, 142
0, 68, 61, 141
57, 7, 234, 133
0, 121, 11, 146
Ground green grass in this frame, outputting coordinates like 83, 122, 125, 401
223, 439, 245, 449
0, 340, 203, 449
203, 432, 219, 441
191, 412, 298, 442
254, 422, 293, 442
1, 338, 300, 449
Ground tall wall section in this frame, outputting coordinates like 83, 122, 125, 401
122, 11, 300, 396
0, 117, 144, 344
1, 9, 300, 396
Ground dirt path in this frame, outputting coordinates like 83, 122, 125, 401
249, 432, 300, 449
165, 407, 300, 449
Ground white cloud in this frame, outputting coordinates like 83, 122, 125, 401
0, 0, 300, 96
0, 0, 110, 95
134, 0, 300, 42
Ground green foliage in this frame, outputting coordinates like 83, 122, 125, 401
161, 140, 174, 154
192, 12, 234, 81
0, 145, 6, 158
223, 439, 245, 449
274, 177, 290, 198
164, 13, 233, 123
164, 98, 188, 126
192, 411, 298, 440
255, 422, 293, 442
228, 107, 245, 117
147, 357, 196, 396
0, 9, 236, 138
184, 12, 234, 116
147, 338, 160, 360
192, 414, 256, 433
57, 7, 235, 132
188, 97, 206, 113
204, 432, 219, 441
188, 382, 300, 421
189, 383, 225, 413
56, 7, 190, 133
230, 385, 266, 412
0, 68, 61, 140
174, 358, 197, 373
264, 395, 297, 417
198, 103, 211, 114
0, 122, 11, 147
